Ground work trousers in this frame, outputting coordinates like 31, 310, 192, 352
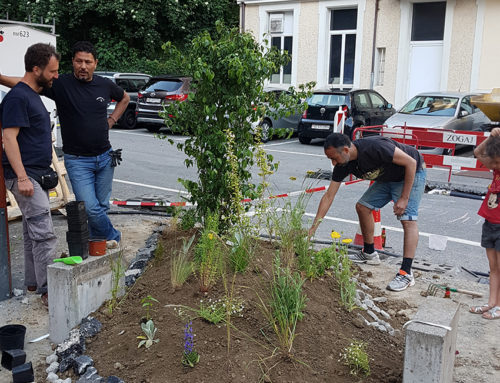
5, 177, 57, 294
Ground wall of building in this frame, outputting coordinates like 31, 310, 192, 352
370, 0, 401, 105
296, 2, 319, 85
447, 0, 476, 92
477, 0, 500, 90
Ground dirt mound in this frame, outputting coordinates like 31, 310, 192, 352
78, 227, 408, 383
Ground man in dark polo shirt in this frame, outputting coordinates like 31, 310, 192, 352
1, 41, 130, 244
309, 133, 427, 291
1, 43, 60, 305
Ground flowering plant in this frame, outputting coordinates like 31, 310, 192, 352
182, 321, 200, 367
339, 340, 370, 376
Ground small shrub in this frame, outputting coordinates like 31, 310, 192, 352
229, 229, 254, 273
180, 208, 197, 231
141, 295, 159, 321
137, 319, 159, 349
340, 340, 370, 376
171, 234, 195, 289
196, 297, 245, 324
195, 212, 225, 292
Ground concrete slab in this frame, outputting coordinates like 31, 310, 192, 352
47, 249, 126, 344
403, 296, 460, 383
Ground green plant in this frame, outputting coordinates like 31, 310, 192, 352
182, 321, 200, 367
338, 254, 357, 312
196, 297, 245, 324
180, 208, 197, 231
153, 241, 164, 265
161, 22, 313, 233
258, 255, 307, 354
194, 212, 225, 292
137, 319, 160, 349
171, 234, 195, 288
108, 249, 126, 315
141, 295, 159, 321
340, 340, 370, 376
229, 229, 254, 273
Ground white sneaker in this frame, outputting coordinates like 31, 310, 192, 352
387, 271, 415, 291
348, 250, 381, 265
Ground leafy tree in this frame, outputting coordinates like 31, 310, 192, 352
1, 0, 238, 72
161, 22, 314, 231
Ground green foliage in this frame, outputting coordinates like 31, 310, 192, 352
171, 234, 195, 289
257, 255, 307, 353
195, 297, 244, 324
194, 212, 225, 292
153, 241, 164, 265
161, 22, 313, 232
4, 0, 238, 72
229, 229, 254, 273
180, 208, 197, 231
337, 253, 357, 312
137, 319, 159, 349
297, 246, 338, 279
141, 295, 159, 321
107, 250, 125, 315
340, 340, 371, 376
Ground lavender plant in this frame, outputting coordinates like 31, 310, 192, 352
182, 321, 200, 367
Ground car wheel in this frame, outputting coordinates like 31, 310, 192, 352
118, 109, 137, 130
298, 135, 312, 145
146, 125, 161, 133
260, 120, 271, 143
351, 125, 365, 140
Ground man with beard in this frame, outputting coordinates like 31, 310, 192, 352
308, 133, 427, 292
1, 43, 60, 305
1, 41, 130, 245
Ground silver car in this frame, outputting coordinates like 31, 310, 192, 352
251, 87, 302, 142
384, 92, 490, 153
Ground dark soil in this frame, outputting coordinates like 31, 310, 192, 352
81, 226, 408, 382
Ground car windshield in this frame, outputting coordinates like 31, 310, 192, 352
399, 96, 459, 117
144, 80, 183, 92
307, 93, 347, 107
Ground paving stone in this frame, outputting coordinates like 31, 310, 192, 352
80, 317, 102, 339
46, 353, 58, 365
73, 355, 94, 375
367, 310, 379, 322
380, 309, 391, 319
373, 296, 388, 303
46, 361, 59, 374
47, 371, 59, 382
106, 375, 125, 383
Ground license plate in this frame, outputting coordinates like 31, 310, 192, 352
146, 98, 161, 103
311, 124, 330, 130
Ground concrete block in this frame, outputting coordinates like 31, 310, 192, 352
48, 249, 126, 343
403, 297, 459, 383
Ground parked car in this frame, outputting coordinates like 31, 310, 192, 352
136, 75, 192, 133
297, 89, 395, 144
251, 87, 303, 142
95, 72, 151, 129
384, 92, 491, 153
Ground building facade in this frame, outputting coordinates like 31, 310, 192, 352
238, 0, 500, 108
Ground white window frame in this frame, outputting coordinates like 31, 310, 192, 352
317, 0, 366, 89
328, 13, 357, 88
258, 2, 300, 88
269, 12, 294, 85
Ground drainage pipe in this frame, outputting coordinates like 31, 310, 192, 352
369, 0, 380, 89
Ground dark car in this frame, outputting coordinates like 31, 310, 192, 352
95, 72, 151, 129
136, 75, 192, 133
297, 89, 395, 144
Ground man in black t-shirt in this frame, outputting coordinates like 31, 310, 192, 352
1, 43, 60, 305
309, 133, 427, 292
1, 41, 130, 244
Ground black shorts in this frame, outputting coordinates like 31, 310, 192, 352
481, 220, 500, 251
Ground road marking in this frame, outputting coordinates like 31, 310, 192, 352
263, 139, 299, 147
303, 212, 481, 247
448, 213, 468, 223
114, 179, 189, 194
110, 130, 187, 141
265, 149, 325, 157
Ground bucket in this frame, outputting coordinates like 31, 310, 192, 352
429, 234, 448, 251
0, 325, 26, 351
89, 239, 107, 256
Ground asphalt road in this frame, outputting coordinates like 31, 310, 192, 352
107, 127, 491, 278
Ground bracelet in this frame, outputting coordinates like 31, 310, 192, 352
108, 115, 117, 124
17, 177, 29, 182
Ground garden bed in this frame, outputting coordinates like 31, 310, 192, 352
81, 226, 407, 382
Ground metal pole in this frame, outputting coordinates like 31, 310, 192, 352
0, 127, 12, 301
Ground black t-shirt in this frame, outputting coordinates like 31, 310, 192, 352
1, 82, 53, 179
331, 136, 423, 182
42, 74, 124, 156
